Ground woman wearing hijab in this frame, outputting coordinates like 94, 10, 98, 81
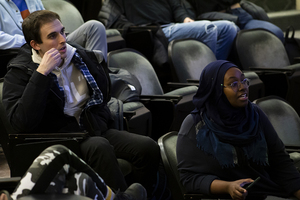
177, 60, 300, 200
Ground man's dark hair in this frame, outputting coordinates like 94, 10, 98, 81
22, 10, 61, 45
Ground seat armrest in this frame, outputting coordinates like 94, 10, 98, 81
123, 111, 136, 121
0, 48, 20, 77
293, 57, 300, 64
186, 79, 199, 84
249, 67, 295, 76
9, 132, 87, 140
166, 82, 199, 90
184, 193, 231, 200
128, 25, 158, 31
140, 94, 182, 104
285, 146, 300, 153
0, 177, 21, 193
0, 48, 19, 56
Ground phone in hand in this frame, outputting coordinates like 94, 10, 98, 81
242, 177, 261, 191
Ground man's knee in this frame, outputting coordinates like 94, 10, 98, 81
84, 20, 106, 34
215, 20, 239, 36
80, 136, 114, 157
136, 138, 160, 162
205, 23, 217, 34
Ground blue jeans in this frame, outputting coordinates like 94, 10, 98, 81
231, 7, 284, 42
162, 20, 238, 60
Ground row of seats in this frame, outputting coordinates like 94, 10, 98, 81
115, 28, 300, 143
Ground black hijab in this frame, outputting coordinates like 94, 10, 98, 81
191, 60, 268, 167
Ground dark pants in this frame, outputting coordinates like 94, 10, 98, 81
80, 129, 161, 192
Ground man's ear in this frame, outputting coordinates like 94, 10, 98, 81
30, 40, 41, 51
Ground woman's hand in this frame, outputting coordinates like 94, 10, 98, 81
210, 179, 253, 200
293, 189, 300, 199
227, 179, 253, 200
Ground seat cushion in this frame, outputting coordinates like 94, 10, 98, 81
164, 86, 198, 96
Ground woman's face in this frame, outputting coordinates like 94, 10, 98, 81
223, 67, 249, 108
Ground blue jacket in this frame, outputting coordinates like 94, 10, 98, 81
0, 0, 44, 49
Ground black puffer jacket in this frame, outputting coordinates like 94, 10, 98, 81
187, 0, 240, 15
98, 0, 190, 29
3, 43, 114, 136
98, 0, 134, 29
186, 0, 270, 22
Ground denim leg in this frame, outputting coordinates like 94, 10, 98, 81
231, 8, 284, 42
162, 21, 218, 55
231, 7, 254, 29
211, 20, 239, 60
67, 20, 108, 61
162, 20, 238, 60
243, 20, 284, 42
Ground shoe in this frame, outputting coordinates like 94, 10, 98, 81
114, 183, 147, 200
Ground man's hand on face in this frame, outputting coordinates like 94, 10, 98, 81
37, 48, 63, 76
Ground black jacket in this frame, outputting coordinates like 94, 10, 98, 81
187, 0, 240, 16
186, 0, 270, 23
98, 0, 189, 29
3, 44, 113, 136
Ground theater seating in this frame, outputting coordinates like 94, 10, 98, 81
109, 67, 152, 136
158, 131, 231, 200
254, 96, 300, 170
168, 38, 265, 101
41, 0, 125, 52
253, 96, 300, 152
233, 28, 300, 115
0, 49, 19, 78
108, 48, 198, 140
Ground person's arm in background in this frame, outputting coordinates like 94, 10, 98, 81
0, 31, 26, 49
0, 3, 26, 49
111, 14, 135, 30
168, 0, 192, 22
0, 0, 44, 49
98, 0, 134, 30
183, 17, 194, 23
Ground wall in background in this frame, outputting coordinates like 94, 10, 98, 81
247, 0, 295, 12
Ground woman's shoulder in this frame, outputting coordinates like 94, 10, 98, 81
178, 114, 197, 137
251, 102, 268, 119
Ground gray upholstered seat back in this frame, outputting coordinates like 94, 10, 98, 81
108, 49, 164, 95
158, 132, 185, 200
168, 39, 216, 83
255, 96, 300, 147
41, 0, 84, 34
235, 29, 290, 70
